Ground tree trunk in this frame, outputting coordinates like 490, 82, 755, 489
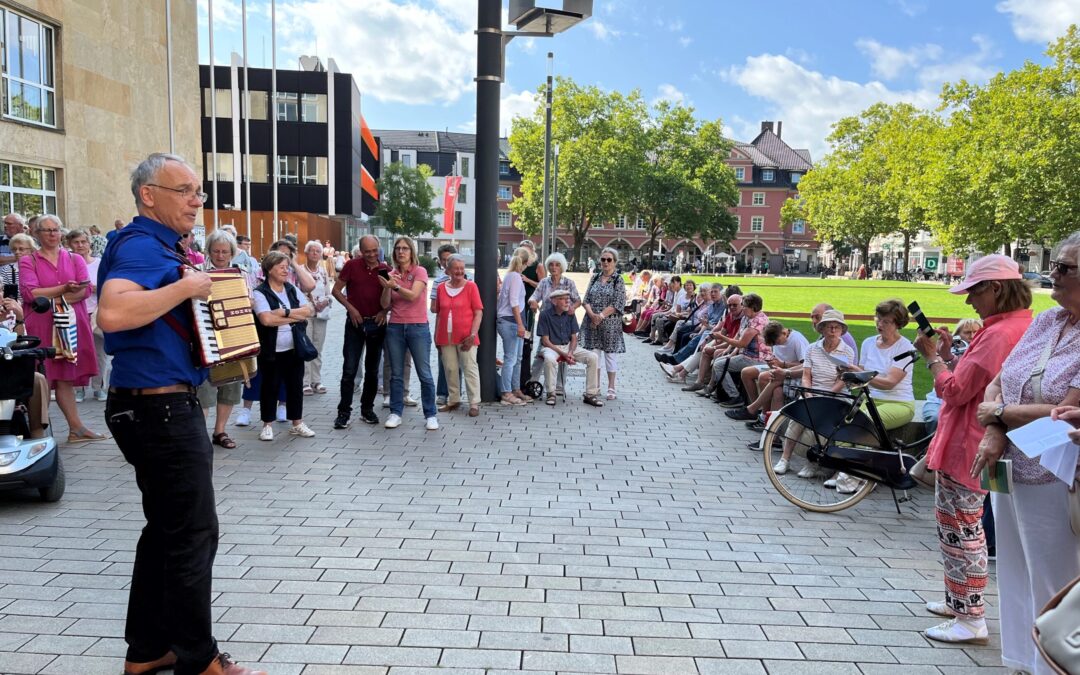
861, 242, 871, 278
1003, 241, 1012, 257
902, 232, 911, 274
646, 225, 659, 268
570, 208, 588, 271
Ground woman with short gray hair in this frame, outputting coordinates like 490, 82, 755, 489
302, 240, 333, 394
530, 251, 581, 313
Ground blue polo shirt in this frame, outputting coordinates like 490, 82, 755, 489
536, 306, 579, 346
97, 216, 206, 388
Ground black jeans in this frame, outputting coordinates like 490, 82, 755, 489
259, 348, 305, 423
105, 391, 219, 674
338, 319, 385, 416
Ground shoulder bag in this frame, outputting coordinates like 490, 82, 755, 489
1034, 574, 1080, 675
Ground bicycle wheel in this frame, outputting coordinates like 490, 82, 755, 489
762, 403, 876, 513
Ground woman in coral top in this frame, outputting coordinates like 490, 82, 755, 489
913, 254, 1033, 647
431, 254, 483, 417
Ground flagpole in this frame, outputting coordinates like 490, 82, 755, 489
165, 0, 175, 153
271, 0, 279, 243
208, 0, 219, 229
241, 0, 252, 239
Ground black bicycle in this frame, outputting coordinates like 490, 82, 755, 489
761, 350, 934, 513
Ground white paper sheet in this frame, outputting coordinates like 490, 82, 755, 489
1006, 417, 1080, 484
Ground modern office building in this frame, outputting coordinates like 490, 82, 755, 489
199, 56, 378, 252
0, 0, 199, 228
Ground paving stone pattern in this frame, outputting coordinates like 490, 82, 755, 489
0, 304, 1006, 674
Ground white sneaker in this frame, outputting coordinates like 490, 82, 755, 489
425, 417, 439, 431
259, 425, 274, 441
924, 617, 989, 645
235, 408, 251, 427
797, 464, 823, 479
74, 388, 85, 403
835, 473, 864, 494
404, 395, 418, 407
384, 414, 402, 429
927, 600, 955, 617
93, 389, 108, 402
276, 404, 287, 422
773, 458, 789, 474
823, 472, 839, 488
382, 395, 390, 408
289, 422, 315, 438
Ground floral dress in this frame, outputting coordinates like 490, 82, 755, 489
580, 272, 626, 353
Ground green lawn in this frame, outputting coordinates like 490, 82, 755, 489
683, 275, 1057, 319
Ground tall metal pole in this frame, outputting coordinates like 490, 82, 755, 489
271, 0, 279, 242
165, 0, 175, 153
241, 0, 252, 238
475, 0, 502, 402
540, 52, 553, 259
208, 0, 219, 229
552, 144, 559, 254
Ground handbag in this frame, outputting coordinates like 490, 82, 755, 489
1034, 574, 1080, 675
291, 321, 318, 362
909, 455, 936, 489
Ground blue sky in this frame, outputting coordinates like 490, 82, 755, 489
197, 0, 1080, 159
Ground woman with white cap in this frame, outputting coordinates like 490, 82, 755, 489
913, 254, 1033, 647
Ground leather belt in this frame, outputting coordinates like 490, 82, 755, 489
109, 384, 196, 396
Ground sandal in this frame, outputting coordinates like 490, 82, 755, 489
67, 428, 109, 443
314, 384, 327, 394
468, 406, 480, 417
303, 385, 314, 396
545, 393, 556, 406
606, 388, 617, 400
212, 432, 237, 449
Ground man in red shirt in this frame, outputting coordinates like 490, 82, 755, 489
332, 235, 391, 427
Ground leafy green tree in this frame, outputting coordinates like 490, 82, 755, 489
509, 78, 649, 268
370, 161, 442, 238
630, 102, 739, 267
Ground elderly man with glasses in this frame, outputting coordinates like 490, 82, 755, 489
96, 153, 267, 675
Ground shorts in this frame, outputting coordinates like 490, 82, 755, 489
196, 379, 243, 408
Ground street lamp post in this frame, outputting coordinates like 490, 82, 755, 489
551, 143, 560, 257
541, 52, 554, 259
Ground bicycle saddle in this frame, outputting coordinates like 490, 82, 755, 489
841, 370, 877, 385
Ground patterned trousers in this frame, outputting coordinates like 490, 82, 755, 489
936, 472, 988, 618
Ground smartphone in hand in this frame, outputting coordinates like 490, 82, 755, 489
378, 269, 391, 280
907, 301, 935, 339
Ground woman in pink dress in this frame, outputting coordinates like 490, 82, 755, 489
20, 215, 105, 442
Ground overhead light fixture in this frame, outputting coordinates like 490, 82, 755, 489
508, 0, 592, 35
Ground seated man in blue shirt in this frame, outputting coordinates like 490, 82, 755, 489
535, 289, 602, 407
96, 153, 266, 675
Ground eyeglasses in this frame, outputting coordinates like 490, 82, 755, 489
37, 228, 60, 235
1050, 260, 1078, 275
147, 183, 208, 203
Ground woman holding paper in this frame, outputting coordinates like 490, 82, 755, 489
913, 254, 1033, 647
970, 237, 1080, 675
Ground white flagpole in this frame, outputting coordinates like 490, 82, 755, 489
165, 0, 175, 153
271, 0, 279, 242
208, 0, 219, 229
242, 0, 252, 239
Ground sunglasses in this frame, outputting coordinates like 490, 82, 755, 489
1049, 260, 1078, 275
600, 257, 614, 262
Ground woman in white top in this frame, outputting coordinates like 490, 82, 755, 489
302, 240, 333, 394
496, 247, 530, 405
849, 299, 916, 429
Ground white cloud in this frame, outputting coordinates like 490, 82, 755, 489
721, 54, 939, 158
516, 37, 537, 53
586, 19, 621, 41
678, 36, 693, 48
457, 87, 540, 135
890, 0, 928, 17
997, 0, 1080, 42
855, 38, 942, 79
198, 0, 243, 28
275, 0, 475, 106
915, 34, 999, 87
652, 83, 687, 107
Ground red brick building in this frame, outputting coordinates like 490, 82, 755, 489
498, 120, 817, 272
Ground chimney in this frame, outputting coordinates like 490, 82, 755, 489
760, 121, 774, 134
776, 121, 782, 138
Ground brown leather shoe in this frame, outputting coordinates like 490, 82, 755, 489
200, 652, 268, 675
123, 651, 177, 675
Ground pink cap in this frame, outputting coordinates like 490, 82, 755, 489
950, 254, 1022, 294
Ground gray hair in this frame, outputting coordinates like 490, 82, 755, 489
600, 246, 619, 261
130, 152, 194, 206
544, 251, 568, 272
205, 229, 238, 258
3, 213, 26, 228
351, 245, 361, 257
445, 253, 467, 269
698, 283, 711, 292
1054, 232, 1080, 257
35, 214, 63, 231
304, 239, 324, 254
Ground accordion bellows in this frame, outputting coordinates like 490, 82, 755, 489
186, 267, 260, 367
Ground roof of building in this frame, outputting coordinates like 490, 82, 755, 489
372, 129, 511, 159
743, 129, 813, 171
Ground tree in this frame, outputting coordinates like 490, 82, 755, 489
508, 77, 649, 268
630, 102, 739, 267
370, 161, 442, 238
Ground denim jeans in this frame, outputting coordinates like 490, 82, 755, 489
106, 391, 219, 674
386, 322, 436, 418
497, 317, 523, 394
338, 319, 385, 416
672, 333, 704, 364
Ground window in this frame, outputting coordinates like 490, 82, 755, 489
460, 157, 470, 178
202, 89, 232, 117
616, 215, 626, 228
734, 215, 741, 230
243, 91, 268, 120
204, 152, 233, 182
275, 92, 326, 122
791, 172, 802, 185
2, 8, 56, 126
762, 169, 775, 182
457, 183, 467, 205
752, 192, 765, 206
636, 216, 646, 229
734, 167, 745, 182
751, 216, 764, 232
792, 219, 806, 234
454, 211, 462, 231
497, 185, 512, 200
499, 160, 511, 176
244, 154, 268, 183
398, 151, 416, 169
277, 156, 327, 185
498, 211, 511, 227
0, 161, 57, 216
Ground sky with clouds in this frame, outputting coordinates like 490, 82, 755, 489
197, 0, 1080, 160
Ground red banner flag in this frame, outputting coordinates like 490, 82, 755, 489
442, 176, 462, 235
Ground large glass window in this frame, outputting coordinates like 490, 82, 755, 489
276, 92, 326, 123
202, 89, 232, 117
752, 192, 765, 206
2, 8, 56, 126
204, 153, 234, 182
0, 160, 57, 216
277, 156, 327, 185
460, 157, 470, 178
751, 216, 764, 232
244, 91, 268, 120
244, 154, 268, 183
734, 167, 745, 182
497, 185, 512, 200
497, 211, 511, 227
457, 183, 467, 204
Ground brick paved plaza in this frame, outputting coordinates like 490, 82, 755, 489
0, 311, 1006, 674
